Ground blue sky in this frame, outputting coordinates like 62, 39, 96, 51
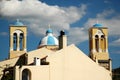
0, 0, 120, 69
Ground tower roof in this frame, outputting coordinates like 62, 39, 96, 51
39, 28, 58, 47
93, 23, 103, 28
46, 28, 53, 34
14, 19, 24, 26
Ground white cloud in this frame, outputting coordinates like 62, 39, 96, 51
84, 9, 120, 36
0, 0, 87, 44
0, 32, 8, 36
84, 9, 120, 51
96, 9, 114, 18
110, 38, 120, 46
104, 0, 111, 4
116, 51, 120, 54
68, 27, 88, 44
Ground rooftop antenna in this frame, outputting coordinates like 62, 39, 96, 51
96, 19, 99, 24
48, 24, 51, 29
17, 19, 20, 22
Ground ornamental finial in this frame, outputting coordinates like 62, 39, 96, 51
96, 19, 99, 24
48, 24, 51, 29
17, 19, 20, 22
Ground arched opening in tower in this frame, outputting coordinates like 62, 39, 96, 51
101, 35, 106, 52
95, 35, 99, 52
13, 33, 17, 51
20, 33, 24, 50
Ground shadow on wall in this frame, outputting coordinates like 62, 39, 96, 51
112, 67, 120, 80
1, 67, 13, 80
1, 54, 26, 80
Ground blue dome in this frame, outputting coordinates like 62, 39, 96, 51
14, 19, 24, 26
39, 29, 58, 46
46, 29, 53, 34
93, 23, 102, 27
47, 36, 56, 45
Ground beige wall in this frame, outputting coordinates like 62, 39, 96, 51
0, 45, 112, 80
10, 26, 27, 35
27, 48, 54, 65
9, 51, 26, 59
48, 44, 111, 80
89, 27, 109, 60
9, 26, 27, 59
21, 44, 111, 80
15, 65, 49, 80
0, 57, 19, 79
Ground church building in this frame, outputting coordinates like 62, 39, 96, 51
0, 20, 112, 80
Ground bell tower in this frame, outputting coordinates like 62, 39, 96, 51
9, 19, 27, 59
89, 23, 112, 72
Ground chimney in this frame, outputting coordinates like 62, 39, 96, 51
59, 30, 67, 49
34, 57, 40, 66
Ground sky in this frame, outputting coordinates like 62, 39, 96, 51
0, 0, 120, 69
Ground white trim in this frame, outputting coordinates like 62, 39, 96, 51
99, 48, 102, 53
92, 36, 95, 39
13, 30, 23, 37
91, 49, 96, 53
10, 48, 13, 51
24, 48, 27, 51
94, 30, 104, 38
10, 34, 13, 36
105, 36, 108, 38
17, 47, 20, 51
106, 49, 108, 53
